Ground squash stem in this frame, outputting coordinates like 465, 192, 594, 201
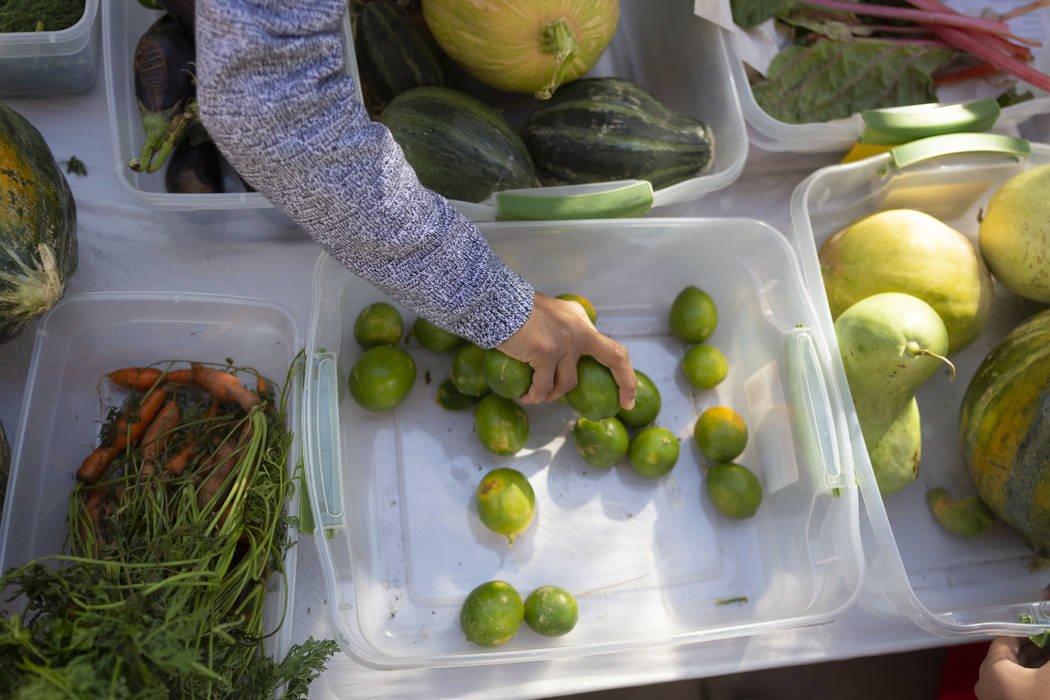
537, 18, 577, 99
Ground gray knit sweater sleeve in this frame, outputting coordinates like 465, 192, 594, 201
195, 0, 534, 348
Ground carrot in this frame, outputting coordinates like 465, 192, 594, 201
111, 388, 167, 452
76, 388, 167, 483
76, 445, 121, 484
190, 363, 261, 412
163, 442, 198, 476
140, 400, 181, 476
108, 367, 193, 389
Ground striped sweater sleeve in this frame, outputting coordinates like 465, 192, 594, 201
194, 0, 534, 348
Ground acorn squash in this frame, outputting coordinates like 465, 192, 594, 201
960, 309, 1050, 557
354, 0, 449, 105
0, 103, 77, 344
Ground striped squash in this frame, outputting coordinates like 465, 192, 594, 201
960, 309, 1050, 555
523, 78, 715, 190
381, 86, 537, 203
354, 0, 448, 105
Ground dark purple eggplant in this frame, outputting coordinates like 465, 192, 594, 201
157, 0, 195, 34
129, 14, 197, 173
165, 125, 223, 193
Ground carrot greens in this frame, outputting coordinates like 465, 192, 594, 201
0, 360, 338, 699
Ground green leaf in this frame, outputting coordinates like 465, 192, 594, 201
731, 0, 797, 28
751, 39, 956, 123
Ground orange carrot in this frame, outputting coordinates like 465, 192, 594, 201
76, 388, 167, 483
163, 442, 198, 476
76, 445, 121, 484
190, 363, 261, 412
111, 388, 167, 452
140, 399, 181, 475
108, 367, 193, 389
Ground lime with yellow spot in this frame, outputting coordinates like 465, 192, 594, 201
460, 580, 524, 647
694, 406, 748, 462
476, 467, 535, 545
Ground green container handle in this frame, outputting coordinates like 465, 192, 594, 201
860, 98, 1001, 145
495, 180, 654, 221
890, 132, 1031, 169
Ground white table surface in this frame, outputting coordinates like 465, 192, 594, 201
0, 77, 968, 700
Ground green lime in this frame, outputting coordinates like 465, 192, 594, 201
616, 370, 661, 429
483, 349, 533, 398
460, 580, 524, 647
474, 394, 529, 455
573, 416, 629, 468
682, 345, 728, 390
694, 406, 748, 462
524, 585, 578, 637
669, 286, 718, 343
627, 426, 679, 478
451, 344, 490, 397
556, 293, 597, 324
476, 467, 535, 545
348, 345, 416, 412
353, 302, 403, 350
436, 378, 480, 410
565, 356, 619, 420
412, 317, 464, 352
705, 462, 762, 519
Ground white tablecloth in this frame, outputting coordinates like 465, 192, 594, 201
0, 79, 959, 700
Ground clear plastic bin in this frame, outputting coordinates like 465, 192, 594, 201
725, 18, 1050, 154
0, 291, 304, 663
0, 0, 99, 97
302, 218, 864, 669
787, 133, 1050, 638
101, 0, 360, 237
103, 0, 747, 228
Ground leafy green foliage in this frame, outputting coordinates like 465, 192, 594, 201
751, 39, 955, 123
0, 0, 84, 32
60, 156, 86, 177
730, 0, 797, 28
0, 363, 338, 698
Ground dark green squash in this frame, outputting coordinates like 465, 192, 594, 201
354, 0, 448, 105
960, 309, 1050, 557
0, 102, 77, 344
381, 86, 537, 202
523, 77, 715, 190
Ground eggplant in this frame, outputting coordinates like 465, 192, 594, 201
157, 0, 195, 34
165, 126, 224, 193
129, 14, 197, 173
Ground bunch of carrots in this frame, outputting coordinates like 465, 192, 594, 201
0, 360, 338, 699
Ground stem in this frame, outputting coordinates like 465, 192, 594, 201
537, 18, 577, 100
1001, 0, 1050, 21
801, 0, 1015, 36
906, 342, 956, 380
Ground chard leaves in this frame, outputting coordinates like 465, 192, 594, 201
730, 0, 798, 28
750, 39, 956, 123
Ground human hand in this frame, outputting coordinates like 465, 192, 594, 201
496, 292, 637, 409
976, 636, 1050, 700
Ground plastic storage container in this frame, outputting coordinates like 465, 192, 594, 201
725, 17, 1050, 154
101, 0, 359, 236
0, 0, 100, 97
0, 291, 304, 662
302, 218, 864, 669
103, 0, 748, 228
788, 133, 1050, 638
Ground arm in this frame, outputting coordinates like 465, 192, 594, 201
194, 0, 531, 348
194, 0, 635, 406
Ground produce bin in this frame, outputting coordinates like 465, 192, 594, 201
101, 0, 360, 236
725, 23, 1050, 154
788, 133, 1050, 638
0, 0, 99, 97
302, 218, 864, 669
103, 0, 747, 229
0, 291, 304, 663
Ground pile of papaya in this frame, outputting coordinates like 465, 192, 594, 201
818, 165, 1050, 568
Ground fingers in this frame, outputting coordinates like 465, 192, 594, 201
546, 351, 580, 403
985, 636, 1023, 666
586, 334, 636, 410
